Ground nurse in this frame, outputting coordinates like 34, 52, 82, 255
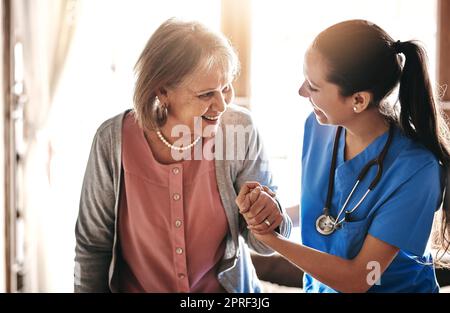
236, 20, 450, 292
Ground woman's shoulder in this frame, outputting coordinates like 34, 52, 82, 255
90, 109, 131, 152
96, 109, 131, 135
389, 126, 443, 188
394, 126, 441, 167
221, 104, 254, 127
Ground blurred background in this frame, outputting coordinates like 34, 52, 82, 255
0, 0, 449, 292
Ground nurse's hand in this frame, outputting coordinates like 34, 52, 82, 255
236, 182, 283, 235
249, 230, 277, 246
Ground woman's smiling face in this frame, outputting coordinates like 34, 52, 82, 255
298, 48, 354, 126
159, 63, 234, 138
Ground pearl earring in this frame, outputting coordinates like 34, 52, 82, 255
353, 107, 358, 113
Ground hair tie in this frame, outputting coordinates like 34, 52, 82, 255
392, 40, 402, 54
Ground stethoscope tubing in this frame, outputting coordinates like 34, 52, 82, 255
321, 124, 394, 232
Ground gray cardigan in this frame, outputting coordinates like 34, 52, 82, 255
74, 104, 292, 293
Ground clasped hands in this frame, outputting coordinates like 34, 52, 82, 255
235, 181, 283, 236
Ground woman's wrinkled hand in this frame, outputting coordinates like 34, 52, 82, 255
235, 181, 283, 235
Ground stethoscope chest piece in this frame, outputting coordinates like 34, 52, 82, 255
316, 214, 336, 235
316, 124, 394, 236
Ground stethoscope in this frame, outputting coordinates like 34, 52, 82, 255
316, 124, 394, 235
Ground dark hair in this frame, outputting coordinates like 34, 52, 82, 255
313, 19, 450, 267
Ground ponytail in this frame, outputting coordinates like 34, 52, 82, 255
397, 40, 450, 267
313, 21, 450, 265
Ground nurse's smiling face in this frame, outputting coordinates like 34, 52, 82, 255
299, 48, 354, 126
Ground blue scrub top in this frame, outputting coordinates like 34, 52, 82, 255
301, 113, 443, 293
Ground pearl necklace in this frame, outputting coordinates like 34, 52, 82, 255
156, 129, 201, 151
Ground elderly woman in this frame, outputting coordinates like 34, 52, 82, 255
74, 18, 291, 293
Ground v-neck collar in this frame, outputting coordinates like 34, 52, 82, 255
329, 126, 393, 216
336, 127, 391, 170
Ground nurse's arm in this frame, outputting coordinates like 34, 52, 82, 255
253, 232, 399, 293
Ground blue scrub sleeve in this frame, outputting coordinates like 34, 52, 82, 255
368, 161, 442, 256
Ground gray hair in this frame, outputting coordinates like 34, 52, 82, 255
133, 18, 240, 130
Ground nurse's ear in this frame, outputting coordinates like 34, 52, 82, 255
351, 91, 372, 113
